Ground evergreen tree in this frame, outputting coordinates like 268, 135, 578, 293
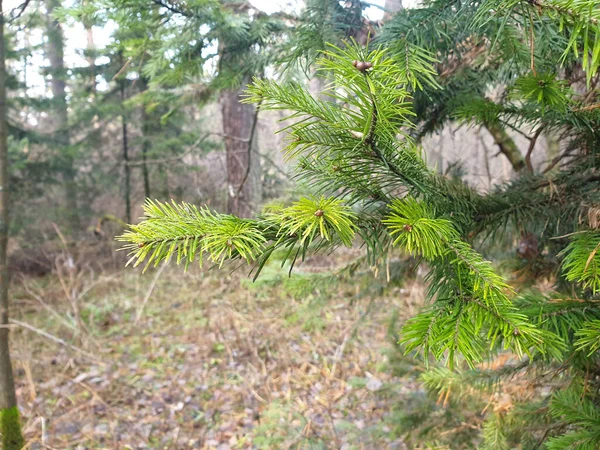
121, 1, 600, 447
105, 0, 286, 216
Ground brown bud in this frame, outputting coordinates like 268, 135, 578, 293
355, 61, 373, 72
352, 60, 359, 67
138, 243, 145, 248
403, 224, 412, 232
226, 239, 233, 248
314, 209, 324, 217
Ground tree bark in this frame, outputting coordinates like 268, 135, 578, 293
83, 0, 96, 93
485, 122, 526, 173
0, 1, 25, 447
220, 84, 261, 218
46, 0, 80, 233
120, 82, 131, 223
141, 110, 151, 199
139, 77, 151, 199
384, 0, 403, 21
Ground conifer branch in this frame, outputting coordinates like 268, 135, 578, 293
529, 0, 600, 26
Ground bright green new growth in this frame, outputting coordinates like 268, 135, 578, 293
575, 319, 600, 356
384, 197, 458, 260
119, 195, 357, 273
119, 199, 266, 270
384, 197, 563, 368
562, 231, 600, 294
120, 43, 558, 369
276, 196, 357, 246
0, 406, 24, 450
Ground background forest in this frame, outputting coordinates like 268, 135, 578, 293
1, 0, 600, 449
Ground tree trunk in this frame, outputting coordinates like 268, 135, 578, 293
120, 82, 131, 223
220, 84, 261, 218
545, 132, 560, 174
141, 109, 151, 199
309, 72, 329, 102
139, 77, 151, 199
384, 0, 403, 21
485, 122, 526, 173
46, 0, 80, 233
83, 0, 96, 93
0, 1, 25, 447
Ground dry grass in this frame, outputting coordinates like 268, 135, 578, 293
9, 251, 426, 449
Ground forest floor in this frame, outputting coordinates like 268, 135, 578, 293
9, 247, 430, 449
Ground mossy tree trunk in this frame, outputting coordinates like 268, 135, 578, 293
485, 122, 526, 173
0, 1, 25, 448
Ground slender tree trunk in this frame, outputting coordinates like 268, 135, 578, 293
309, 72, 329, 102
218, 1, 262, 218
545, 132, 560, 174
220, 83, 261, 218
139, 77, 151, 199
83, 1, 96, 93
46, 0, 80, 233
0, 2, 25, 447
120, 83, 131, 223
485, 122, 526, 173
384, 0, 403, 21
141, 110, 151, 199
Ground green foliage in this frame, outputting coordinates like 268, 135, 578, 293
119, 200, 266, 270
562, 231, 600, 293
0, 406, 24, 450
517, 294, 600, 346
511, 72, 570, 114
474, 0, 600, 82
383, 199, 562, 368
388, 38, 441, 91
548, 386, 600, 450
278, 0, 365, 75
537, 0, 600, 83
276, 196, 356, 246
119, 194, 358, 275
575, 320, 600, 355
384, 197, 458, 260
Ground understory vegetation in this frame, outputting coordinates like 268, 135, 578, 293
12, 248, 445, 449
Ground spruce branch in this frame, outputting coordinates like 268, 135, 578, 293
561, 231, 600, 293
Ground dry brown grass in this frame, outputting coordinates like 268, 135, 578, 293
9, 251, 425, 449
